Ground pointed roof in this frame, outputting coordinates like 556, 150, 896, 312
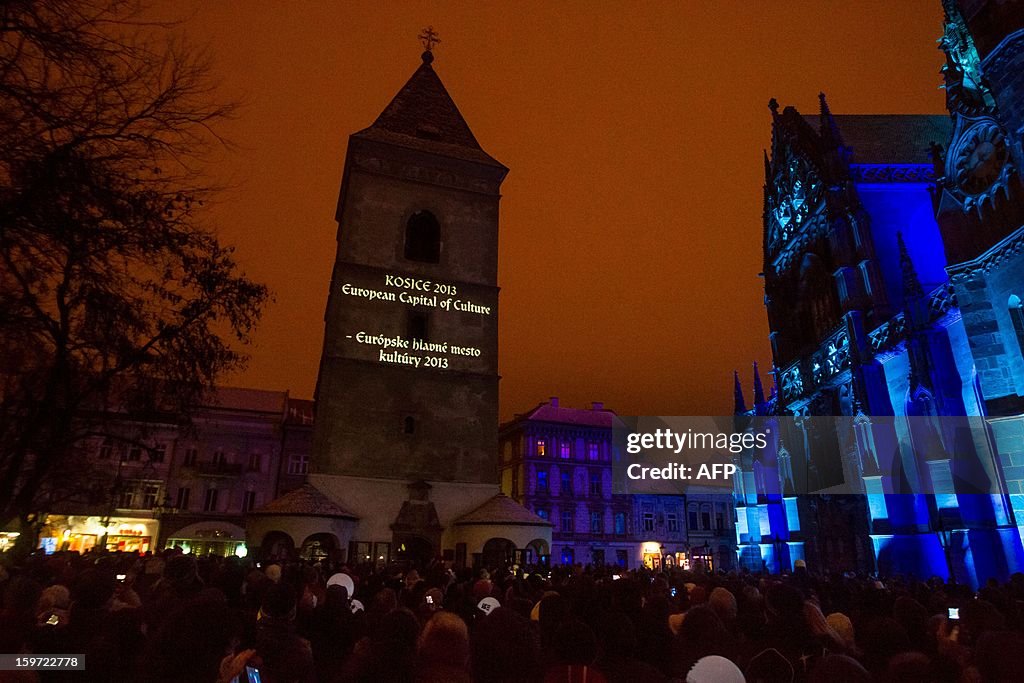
353, 56, 505, 169
752, 362, 766, 406
454, 494, 552, 527
250, 484, 358, 519
733, 371, 748, 415
897, 232, 924, 300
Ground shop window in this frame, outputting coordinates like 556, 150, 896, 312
404, 210, 441, 263
561, 547, 575, 565
616, 549, 628, 568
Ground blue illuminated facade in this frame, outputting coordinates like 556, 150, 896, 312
736, 0, 1024, 587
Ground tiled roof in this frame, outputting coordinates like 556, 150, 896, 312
353, 59, 505, 169
803, 114, 951, 165
250, 484, 358, 519
454, 494, 552, 526
202, 387, 288, 414
504, 400, 617, 430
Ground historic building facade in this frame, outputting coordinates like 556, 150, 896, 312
256, 43, 551, 566
736, 0, 1024, 587
500, 398, 735, 569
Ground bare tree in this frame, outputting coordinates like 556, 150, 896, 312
0, 0, 269, 552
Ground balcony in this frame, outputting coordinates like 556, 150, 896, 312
191, 461, 243, 477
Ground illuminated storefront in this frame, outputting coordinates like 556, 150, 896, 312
37, 515, 158, 554
164, 521, 247, 557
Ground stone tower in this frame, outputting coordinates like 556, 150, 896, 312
313, 49, 508, 485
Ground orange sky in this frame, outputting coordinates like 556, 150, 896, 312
165, 1, 947, 419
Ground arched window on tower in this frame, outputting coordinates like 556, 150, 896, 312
404, 210, 441, 263
1009, 295, 1024, 357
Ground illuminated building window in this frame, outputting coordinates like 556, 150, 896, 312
561, 470, 571, 495
561, 510, 573, 533
151, 444, 166, 463
561, 548, 574, 565
536, 440, 546, 457
204, 488, 219, 512
614, 512, 626, 535
176, 487, 190, 510
560, 442, 571, 459
589, 472, 601, 497
642, 512, 654, 532
247, 453, 261, 472
242, 491, 256, 512
588, 443, 599, 460
667, 513, 679, 532
118, 488, 136, 509
143, 484, 159, 509
537, 470, 548, 492
590, 511, 601, 533
288, 454, 309, 475
404, 210, 441, 263
97, 437, 113, 459
183, 448, 198, 466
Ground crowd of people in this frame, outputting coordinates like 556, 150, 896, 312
2, 548, 1024, 682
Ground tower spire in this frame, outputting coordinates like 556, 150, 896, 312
897, 232, 924, 302
753, 361, 766, 406
818, 92, 845, 148
734, 371, 748, 415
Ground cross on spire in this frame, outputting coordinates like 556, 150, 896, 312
419, 26, 441, 52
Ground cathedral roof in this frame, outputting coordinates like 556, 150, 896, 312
453, 494, 552, 526
802, 114, 951, 165
354, 57, 505, 169
250, 483, 358, 519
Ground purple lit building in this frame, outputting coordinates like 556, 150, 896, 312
499, 398, 734, 569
